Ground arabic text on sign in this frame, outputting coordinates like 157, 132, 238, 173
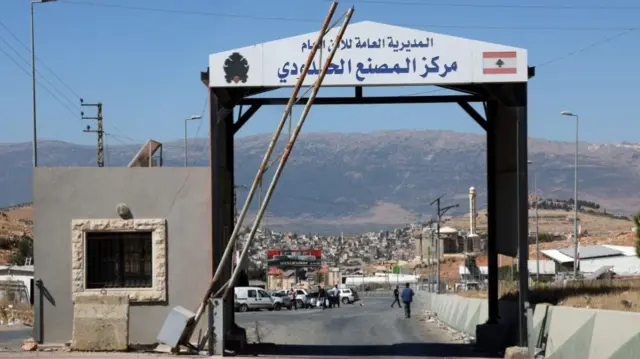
276, 56, 458, 83
301, 36, 435, 53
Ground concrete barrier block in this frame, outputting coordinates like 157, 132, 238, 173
453, 299, 469, 332
445, 295, 458, 323
72, 294, 129, 351
588, 310, 640, 359
544, 306, 595, 359
478, 300, 489, 326
464, 299, 483, 335
531, 303, 550, 348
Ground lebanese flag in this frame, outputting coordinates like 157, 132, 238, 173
483, 51, 517, 75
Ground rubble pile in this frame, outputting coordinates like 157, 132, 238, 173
420, 309, 475, 345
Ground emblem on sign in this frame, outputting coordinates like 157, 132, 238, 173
224, 52, 249, 84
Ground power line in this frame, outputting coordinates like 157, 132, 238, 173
0, 33, 80, 111
104, 132, 130, 146
58, 0, 318, 23
0, 45, 79, 117
0, 19, 82, 99
333, 0, 640, 10
57, 0, 639, 32
189, 94, 210, 166
104, 133, 110, 166
109, 124, 139, 143
537, 29, 636, 67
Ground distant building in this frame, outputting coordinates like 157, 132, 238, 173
542, 244, 640, 277
0, 265, 33, 304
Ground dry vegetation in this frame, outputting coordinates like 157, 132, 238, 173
0, 205, 33, 264
458, 278, 640, 312
445, 208, 633, 235
0, 300, 33, 325
430, 208, 639, 312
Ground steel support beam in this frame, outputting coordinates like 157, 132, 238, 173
483, 83, 529, 348
458, 102, 487, 131
485, 100, 499, 324
233, 104, 262, 134
209, 89, 236, 352
515, 84, 529, 347
239, 94, 486, 106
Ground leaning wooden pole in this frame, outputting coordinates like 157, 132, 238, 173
192, 0, 339, 325
223, 6, 355, 300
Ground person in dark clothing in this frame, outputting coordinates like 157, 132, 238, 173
318, 285, 327, 310
400, 282, 414, 318
391, 285, 402, 308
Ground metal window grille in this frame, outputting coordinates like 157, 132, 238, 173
86, 231, 153, 289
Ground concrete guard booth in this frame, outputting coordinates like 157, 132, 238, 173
33, 20, 532, 350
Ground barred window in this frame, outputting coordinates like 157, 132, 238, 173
85, 231, 152, 289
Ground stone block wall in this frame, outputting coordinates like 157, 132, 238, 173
72, 294, 129, 351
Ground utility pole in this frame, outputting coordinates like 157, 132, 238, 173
430, 227, 434, 292
430, 193, 459, 293
528, 160, 541, 283
81, 99, 104, 167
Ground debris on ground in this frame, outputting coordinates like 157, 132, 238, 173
420, 309, 475, 345
504, 346, 529, 359
21, 340, 37, 352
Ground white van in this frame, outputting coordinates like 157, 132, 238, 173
234, 287, 274, 312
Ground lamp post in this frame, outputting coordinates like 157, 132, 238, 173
528, 160, 540, 283
183, 115, 202, 167
30, 0, 56, 168
561, 111, 580, 278
430, 193, 459, 293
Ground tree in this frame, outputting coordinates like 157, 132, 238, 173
634, 211, 640, 258
9, 235, 33, 265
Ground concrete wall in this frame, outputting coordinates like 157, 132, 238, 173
415, 292, 640, 358
34, 167, 211, 344
415, 292, 519, 346
532, 304, 640, 359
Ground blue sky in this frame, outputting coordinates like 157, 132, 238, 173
0, 0, 638, 147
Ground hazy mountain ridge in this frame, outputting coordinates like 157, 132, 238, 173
2, 130, 639, 228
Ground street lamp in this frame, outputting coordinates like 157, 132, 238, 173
30, 0, 56, 168
528, 160, 540, 283
430, 193, 458, 293
561, 111, 580, 278
184, 115, 202, 167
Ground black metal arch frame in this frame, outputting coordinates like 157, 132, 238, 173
201, 66, 535, 349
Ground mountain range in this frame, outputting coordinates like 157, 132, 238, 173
2, 130, 639, 234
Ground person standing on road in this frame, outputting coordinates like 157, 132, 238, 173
391, 285, 402, 308
333, 284, 341, 308
289, 288, 297, 310
318, 285, 327, 310
401, 282, 414, 318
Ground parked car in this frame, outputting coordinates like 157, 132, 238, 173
304, 291, 320, 308
294, 288, 310, 308
270, 291, 293, 310
339, 288, 359, 304
234, 286, 274, 312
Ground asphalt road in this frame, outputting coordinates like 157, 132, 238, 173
0, 325, 32, 351
236, 297, 496, 359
